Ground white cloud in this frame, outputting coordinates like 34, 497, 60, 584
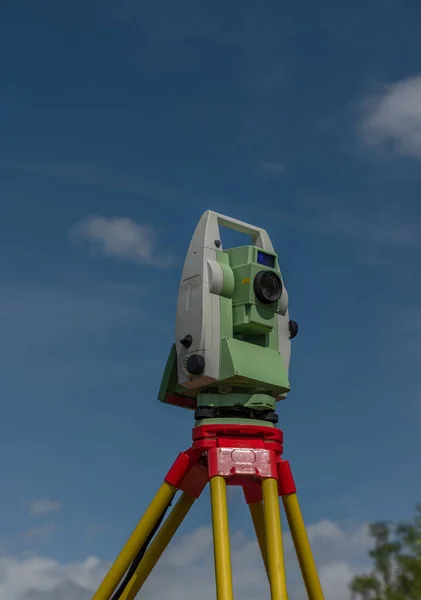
0, 556, 107, 600
360, 75, 421, 158
0, 519, 371, 599
70, 216, 173, 267
30, 500, 62, 517
319, 561, 361, 600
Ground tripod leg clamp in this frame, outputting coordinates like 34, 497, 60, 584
277, 459, 296, 495
164, 450, 208, 499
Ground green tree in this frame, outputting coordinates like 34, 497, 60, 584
350, 504, 421, 600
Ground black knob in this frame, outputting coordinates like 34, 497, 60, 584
195, 407, 214, 420
180, 335, 193, 348
214, 239, 221, 247
289, 320, 299, 339
186, 354, 205, 375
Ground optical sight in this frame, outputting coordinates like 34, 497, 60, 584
158, 210, 298, 426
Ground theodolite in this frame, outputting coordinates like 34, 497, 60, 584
92, 210, 324, 600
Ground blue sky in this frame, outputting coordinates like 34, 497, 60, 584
1, 1, 421, 598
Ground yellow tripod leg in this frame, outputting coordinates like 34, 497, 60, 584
119, 492, 196, 600
92, 482, 176, 600
262, 478, 288, 600
210, 476, 234, 600
248, 501, 269, 577
282, 494, 324, 600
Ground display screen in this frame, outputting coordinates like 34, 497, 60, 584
257, 251, 275, 268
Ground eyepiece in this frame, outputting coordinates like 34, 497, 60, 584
253, 270, 282, 304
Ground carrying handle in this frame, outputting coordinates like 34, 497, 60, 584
201, 210, 275, 253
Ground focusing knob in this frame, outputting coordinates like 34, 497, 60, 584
186, 354, 205, 375
180, 335, 193, 348
289, 320, 299, 339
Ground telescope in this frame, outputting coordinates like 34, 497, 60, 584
92, 211, 325, 600
159, 210, 299, 425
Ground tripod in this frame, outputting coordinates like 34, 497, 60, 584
92, 422, 325, 600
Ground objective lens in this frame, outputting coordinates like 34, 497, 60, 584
254, 270, 282, 304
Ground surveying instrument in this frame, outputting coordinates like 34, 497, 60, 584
92, 210, 325, 600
